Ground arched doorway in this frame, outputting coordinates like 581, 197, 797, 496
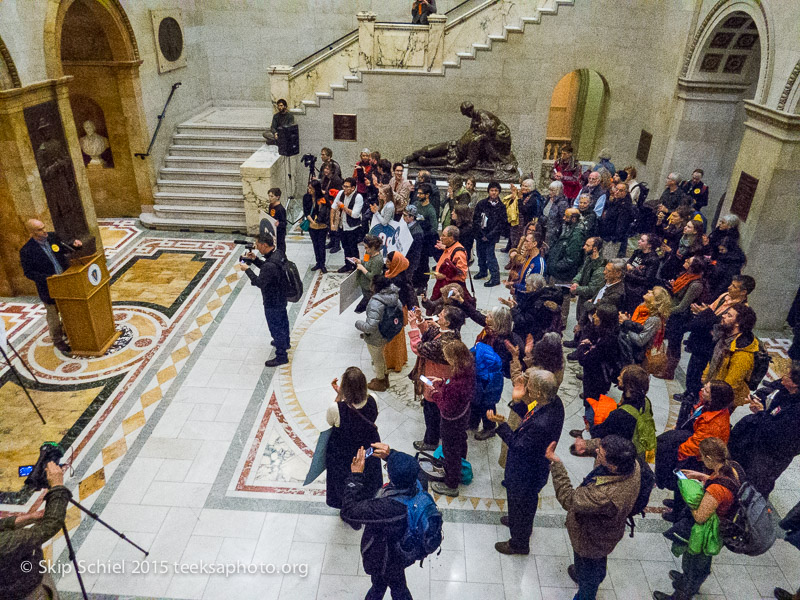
0, 36, 21, 90
543, 70, 609, 162
43, 0, 154, 217
665, 7, 766, 220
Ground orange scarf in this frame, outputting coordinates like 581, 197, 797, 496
631, 304, 650, 325
671, 271, 702, 294
385, 252, 409, 278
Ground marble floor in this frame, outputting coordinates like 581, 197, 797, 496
1, 220, 798, 600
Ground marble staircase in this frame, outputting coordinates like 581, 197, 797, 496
283, 0, 575, 115
140, 120, 265, 232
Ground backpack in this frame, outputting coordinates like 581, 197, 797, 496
747, 338, 771, 390
634, 182, 650, 208
281, 257, 303, 303
626, 456, 656, 537
393, 480, 444, 567
717, 472, 779, 556
378, 301, 404, 340
618, 399, 657, 461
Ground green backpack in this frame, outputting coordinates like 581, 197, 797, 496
619, 398, 657, 459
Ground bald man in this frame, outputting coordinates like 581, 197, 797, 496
19, 220, 82, 353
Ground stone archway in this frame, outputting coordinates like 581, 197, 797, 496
43, 0, 153, 217
0, 35, 21, 90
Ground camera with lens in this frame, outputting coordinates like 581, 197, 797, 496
301, 153, 317, 170
22, 442, 64, 490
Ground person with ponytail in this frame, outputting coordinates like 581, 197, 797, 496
653, 437, 744, 600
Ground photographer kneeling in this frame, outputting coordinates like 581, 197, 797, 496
0, 462, 70, 599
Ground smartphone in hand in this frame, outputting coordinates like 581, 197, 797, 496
419, 375, 434, 387
364, 447, 374, 459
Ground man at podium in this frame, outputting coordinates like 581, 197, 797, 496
19, 219, 83, 354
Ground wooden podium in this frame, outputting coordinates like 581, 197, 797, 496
47, 253, 120, 356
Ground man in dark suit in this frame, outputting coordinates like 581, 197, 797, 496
19, 219, 82, 353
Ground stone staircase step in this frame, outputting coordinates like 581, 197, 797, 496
167, 144, 258, 159
456, 51, 475, 59
176, 123, 265, 135
154, 191, 243, 207
159, 167, 242, 183
157, 179, 243, 195
140, 212, 247, 232
472, 43, 491, 50
172, 133, 264, 148
164, 156, 246, 171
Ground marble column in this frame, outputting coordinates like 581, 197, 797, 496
718, 101, 800, 329
659, 78, 751, 219
268, 65, 293, 109
427, 14, 447, 73
0, 77, 103, 297
240, 144, 284, 236
357, 12, 377, 71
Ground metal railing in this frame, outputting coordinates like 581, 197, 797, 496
135, 82, 181, 160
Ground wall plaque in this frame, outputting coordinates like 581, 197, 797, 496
151, 9, 187, 73
333, 114, 357, 141
636, 130, 652, 164
730, 171, 758, 221
24, 101, 90, 242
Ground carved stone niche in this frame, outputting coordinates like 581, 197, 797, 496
150, 9, 187, 73
70, 95, 114, 168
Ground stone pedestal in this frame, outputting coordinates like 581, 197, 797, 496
240, 144, 284, 236
357, 12, 377, 71
720, 102, 800, 329
267, 65, 292, 109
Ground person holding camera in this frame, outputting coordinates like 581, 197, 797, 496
235, 232, 291, 367
0, 462, 70, 600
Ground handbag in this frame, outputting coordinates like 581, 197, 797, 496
644, 322, 668, 377
299, 218, 310, 232
304, 428, 333, 485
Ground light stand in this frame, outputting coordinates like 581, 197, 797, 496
0, 343, 45, 425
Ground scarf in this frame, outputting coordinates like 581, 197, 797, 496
631, 305, 650, 325
706, 332, 737, 381
671, 271, 702, 294
385, 252, 409, 278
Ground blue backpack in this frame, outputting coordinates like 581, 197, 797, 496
393, 481, 444, 567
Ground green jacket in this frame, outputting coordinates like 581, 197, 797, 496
356, 255, 385, 292
0, 486, 72, 598
572, 255, 606, 299
547, 222, 586, 281
678, 478, 722, 557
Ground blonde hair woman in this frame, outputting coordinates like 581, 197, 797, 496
619, 285, 672, 365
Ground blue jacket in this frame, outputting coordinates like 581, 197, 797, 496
471, 342, 503, 410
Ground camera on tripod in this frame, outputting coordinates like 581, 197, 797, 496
20, 442, 64, 490
301, 153, 317, 171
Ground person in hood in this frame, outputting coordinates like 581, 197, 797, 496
355, 275, 403, 392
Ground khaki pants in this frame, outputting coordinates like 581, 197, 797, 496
45, 303, 65, 343
498, 406, 522, 468
366, 341, 388, 379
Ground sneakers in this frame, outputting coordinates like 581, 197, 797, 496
367, 377, 389, 392
430, 481, 459, 497
474, 428, 496, 440
494, 541, 528, 555
413, 440, 437, 452
473, 271, 488, 280
484, 280, 500, 288
265, 355, 289, 367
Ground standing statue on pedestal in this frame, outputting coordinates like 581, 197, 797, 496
402, 102, 518, 181
79, 120, 109, 167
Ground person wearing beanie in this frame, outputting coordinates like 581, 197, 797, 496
596, 148, 615, 176
342, 444, 419, 600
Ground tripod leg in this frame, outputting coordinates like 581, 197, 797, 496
62, 525, 89, 600
8, 339, 41, 384
69, 499, 149, 556
0, 346, 45, 424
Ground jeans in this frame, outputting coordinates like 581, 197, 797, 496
341, 228, 360, 267
365, 570, 412, 600
573, 552, 607, 600
476, 238, 499, 281
264, 306, 290, 357
309, 227, 327, 268
423, 400, 441, 447
672, 551, 712, 599
508, 494, 538, 552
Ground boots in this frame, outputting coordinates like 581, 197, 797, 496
367, 376, 389, 392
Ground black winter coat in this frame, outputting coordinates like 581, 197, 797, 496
496, 396, 565, 497
472, 198, 509, 244
598, 195, 634, 243
19, 235, 72, 304
245, 249, 287, 308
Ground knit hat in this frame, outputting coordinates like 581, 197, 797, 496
403, 205, 418, 218
386, 451, 418, 489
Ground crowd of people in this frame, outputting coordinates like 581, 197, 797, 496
269, 143, 800, 600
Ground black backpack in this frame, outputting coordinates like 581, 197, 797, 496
626, 456, 656, 537
378, 301, 404, 340
634, 182, 650, 208
281, 257, 303, 303
748, 338, 771, 390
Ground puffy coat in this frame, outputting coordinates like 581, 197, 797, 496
547, 222, 585, 281
678, 408, 730, 460
355, 285, 402, 346
471, 342, 503, 411
702, 333, 758, 406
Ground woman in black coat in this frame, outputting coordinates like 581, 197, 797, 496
576, 303, 621, 403
307, 180, 331, 272
624, 233, 661, 314
325, 367, 382, 513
